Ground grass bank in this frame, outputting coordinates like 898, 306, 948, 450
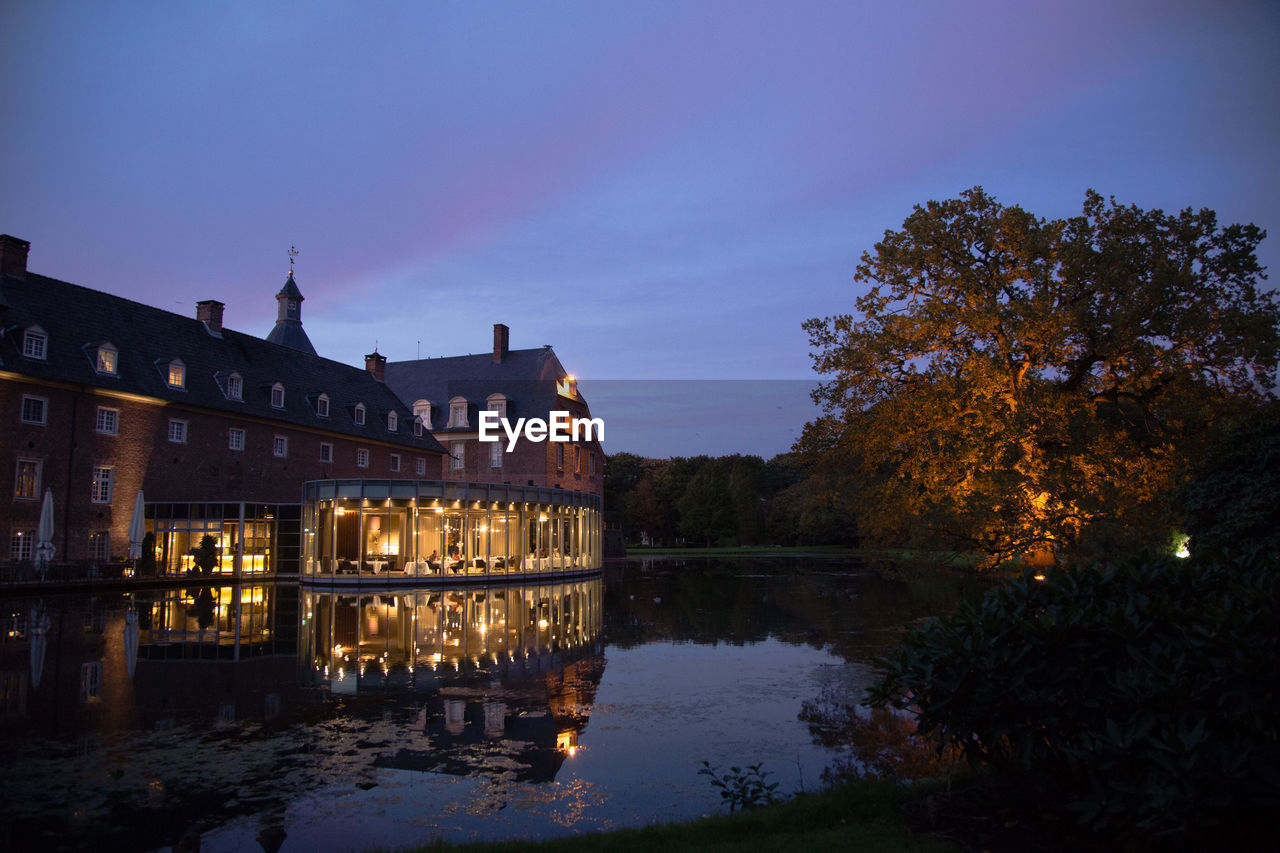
387, 781, 958, 853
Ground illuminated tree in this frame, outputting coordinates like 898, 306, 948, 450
801, 188, 1279, 566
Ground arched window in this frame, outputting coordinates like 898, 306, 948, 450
226, 372, 243, 401
448, 397, 468, 428
167, 359, 186, 389
354, 403, 366, 426
316, 393, 330, 417
388, 410, 398, 432
270, 382, 285, 409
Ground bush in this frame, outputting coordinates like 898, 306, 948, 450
869, 553, 1280, 842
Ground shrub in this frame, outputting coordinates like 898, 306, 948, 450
868, 553, 1280, 841
699, 761, 780, 811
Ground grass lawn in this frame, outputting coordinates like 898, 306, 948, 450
385, 781, 959, 853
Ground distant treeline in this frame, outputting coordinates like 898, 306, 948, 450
604, 452, 858, 547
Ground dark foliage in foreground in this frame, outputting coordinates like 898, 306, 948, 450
869, 553, 1280, 843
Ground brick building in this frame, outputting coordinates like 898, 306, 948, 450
384, 323, 604, 499
1, 234, 445, 575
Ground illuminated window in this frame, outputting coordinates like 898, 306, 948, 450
389, 453, 401, 472
320, 442, 333, 463
490, 441, 502, 468
10, 530, 34, 561
450, 441, 464, 470
270, 382, 285, 409
316, 394, 330, 418
14, 459, 40, 499
227, 373, 243, 401
95, 344, 118, 375
23, 327, 47, 360
415, 458, 426, 476
273, 435, 288, 458
388, 411, 398, 432
21, 395, 47, 425
167, 360, 185, 389
448, 398, 468, 428
88, 531, 109, 562
168, 419, 188, 444
356, 448, 369, 468
354, 403, 366, 426
91, 466, 113, 504
228, 428, 245, 451
96, 407, 118, 434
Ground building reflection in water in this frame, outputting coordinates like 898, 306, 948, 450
299, 576, 604, 783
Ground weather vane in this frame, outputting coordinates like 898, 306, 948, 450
289, 245, 298, 274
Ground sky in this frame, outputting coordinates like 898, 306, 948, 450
2, 0, 1278, 457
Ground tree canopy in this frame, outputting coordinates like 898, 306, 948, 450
800, 188, 1279, 566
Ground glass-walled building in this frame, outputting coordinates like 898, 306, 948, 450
301, 479, 601, 582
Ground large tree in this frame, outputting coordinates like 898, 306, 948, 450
801, 188, 1279, 566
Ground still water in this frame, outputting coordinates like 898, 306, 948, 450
0, 557, 961, 852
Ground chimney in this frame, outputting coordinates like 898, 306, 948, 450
196, 300, 225, 335
365, 351, 386, 382
493, 323, 509, 363
0, 235, 30, 280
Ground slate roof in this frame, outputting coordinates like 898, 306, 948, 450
385, 347, 590, 434
1, 272, 445, 454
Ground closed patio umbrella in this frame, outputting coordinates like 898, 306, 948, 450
128, 490, 146, 559
33, 488, 55, 579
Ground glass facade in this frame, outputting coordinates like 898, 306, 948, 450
301, 479, 602, 581
148, 502, 296, 576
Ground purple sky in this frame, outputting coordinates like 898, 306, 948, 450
2, 1, 1277, 456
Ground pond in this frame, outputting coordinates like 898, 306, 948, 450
0, 557, 968, 852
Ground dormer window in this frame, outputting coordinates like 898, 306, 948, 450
387, 411, 398, 432
94, 343, 118, 375
227, 373, 243, 401
23, 327, 47, 360
413, 400, 431, 427
448, 397, 468, 428
270, 382, 285, 409
486, 393, 507, 420
413, 417, 423, 437
354, 403, 366, 426
167, 359, 186, 389
316, 393, 330, 418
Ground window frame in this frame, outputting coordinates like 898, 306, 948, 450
354, 403, 366, 426
415, 458, 426, 476
450, 441, 465, 471
22, 327, 47, 360
389, 452, 401, 472
316, 393, 330, 418
14, 458, 41, 500
88, 531, 109, 562
20, 395, 47, 425
168, 418, 188, 444
448, 397, 468, 428
91, 466, 114, 504
490, 440, 503, 469
387, 410, 398, 432
228, 427, 245, 452
227, 373, 244, 401
356, 448, 369, 468
320, 442, 334, 463
95, 406, 119, 435
273, 435, 288, 458
10, 530, 35, 561
94, 344, 118, 376
270, 382, 286, 409
167, 359, 186, 389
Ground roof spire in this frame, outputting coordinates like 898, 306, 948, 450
266, 251, 317, 355
289, 245, 298, 274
